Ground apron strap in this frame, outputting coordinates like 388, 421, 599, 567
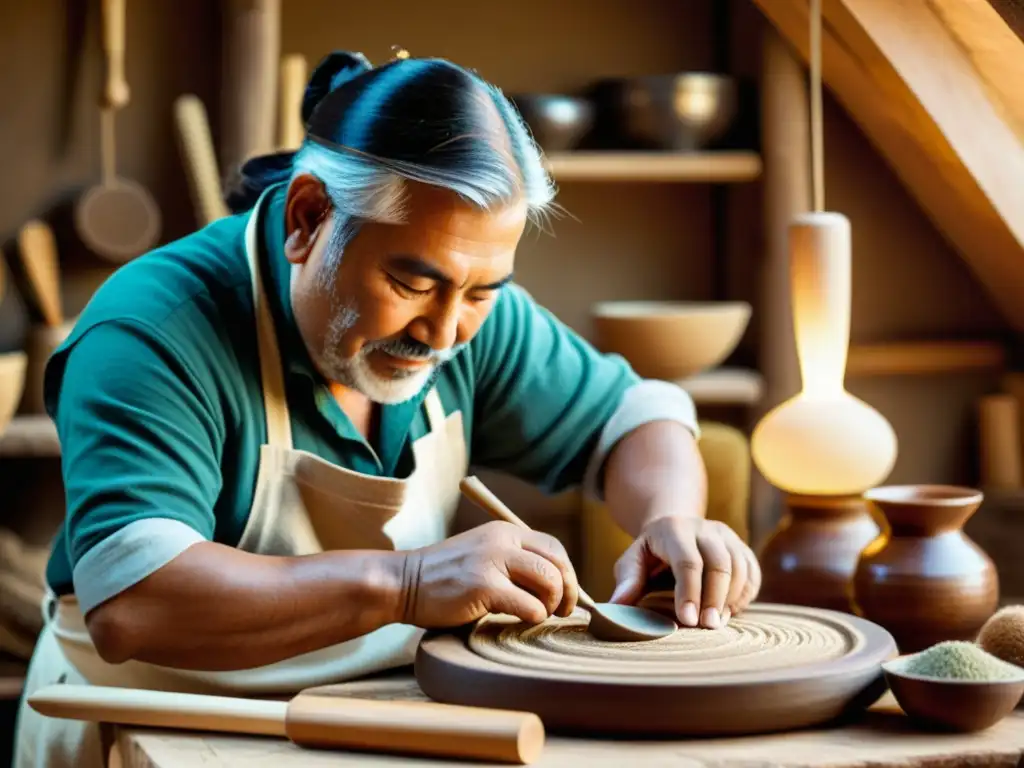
424, 389, 447, 432
245, 193, 294, 449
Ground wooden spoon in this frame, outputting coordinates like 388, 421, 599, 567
459, 475, 677, 642
75, 0, 161, 262
16, 220, 63, 326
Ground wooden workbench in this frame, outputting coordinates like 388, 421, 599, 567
110, 671, 1024, 768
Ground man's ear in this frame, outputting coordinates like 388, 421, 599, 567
284, 173, 331, 265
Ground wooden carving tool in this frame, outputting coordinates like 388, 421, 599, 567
16, 220, 64, 326
173, 94, 229, 227
277, 53, 307, 150
460, 475, 676, 642
28, 683, 545, 764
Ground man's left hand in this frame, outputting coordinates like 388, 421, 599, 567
608, 516, 761, 629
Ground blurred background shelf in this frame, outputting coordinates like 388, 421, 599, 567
544, 151, 763, 182
845, 340, 1006, 377
0, 417, 59, 458
0, 369, 769, 460
0, 659, 26, 701
676, 367, 764, 405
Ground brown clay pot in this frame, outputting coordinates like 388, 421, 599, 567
851, 485, 999, 654
757, 494, 879, 613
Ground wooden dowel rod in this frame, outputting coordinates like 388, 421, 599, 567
978, 394, 1023, 489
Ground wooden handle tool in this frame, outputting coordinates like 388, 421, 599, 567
459, 476, 677, 645
460, 475, 604, 612
16, 220, 63, 326
28, 684, 545, 764
101, 0, 129, 109
174, 95, 229, 227
277, 53, 307, 150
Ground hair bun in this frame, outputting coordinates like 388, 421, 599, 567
302, 51, 373, 124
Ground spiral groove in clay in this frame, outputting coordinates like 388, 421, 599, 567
469, 603, 860, 678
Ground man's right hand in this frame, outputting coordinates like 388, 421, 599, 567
396, 521, 580, 628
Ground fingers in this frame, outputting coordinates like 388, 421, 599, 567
644, 518, 760, 630
735, 546, 762, 614
519, 530, 579, 618
644, 523, 702, 629
694, 528, 732, 629
501, 548, 566, 619
486, 578, 551, 625
724, 536, 748, 619
609, 538, 648, 606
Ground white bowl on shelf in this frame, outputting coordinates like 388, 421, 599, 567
591, 300, 751, 381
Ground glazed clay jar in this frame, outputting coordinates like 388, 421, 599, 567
851, 485, 999, 654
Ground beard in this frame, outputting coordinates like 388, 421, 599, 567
318, 295, 465, 405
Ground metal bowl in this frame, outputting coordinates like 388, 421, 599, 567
509, 94, 595, 153
594, 73, 739, 151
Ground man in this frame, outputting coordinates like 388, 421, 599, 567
15, 51, 759, 767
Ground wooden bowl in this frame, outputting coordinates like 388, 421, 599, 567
0, 351, 28, 432
591, 300, 751, 380
882, 657, 1024, 732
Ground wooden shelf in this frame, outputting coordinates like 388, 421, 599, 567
544, 151, 763, 183
0, 371, 764, 460
675, 367, 765, 405
846, 340, 1006, 377
0, 416, 60, 458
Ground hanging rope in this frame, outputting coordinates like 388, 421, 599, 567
810, 0, 824, 212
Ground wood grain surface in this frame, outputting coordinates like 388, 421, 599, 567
112, 672, 1024, 767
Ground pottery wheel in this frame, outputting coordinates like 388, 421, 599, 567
415, 601, 897, 737
469, 604, 855, 678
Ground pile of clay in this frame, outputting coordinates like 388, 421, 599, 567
895, 640, 1024, 681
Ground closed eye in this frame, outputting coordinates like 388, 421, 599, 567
386, 273, 431, 297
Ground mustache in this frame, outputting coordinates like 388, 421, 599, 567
367, 336, 464, 364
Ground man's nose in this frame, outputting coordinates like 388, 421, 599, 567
409, 299, 460, 351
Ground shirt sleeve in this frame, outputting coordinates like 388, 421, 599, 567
469, 284, 699, 494
45, 320, 225, 614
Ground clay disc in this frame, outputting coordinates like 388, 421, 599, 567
415, 602, 897, 737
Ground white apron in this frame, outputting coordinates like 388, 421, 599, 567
13, 190, 469, 767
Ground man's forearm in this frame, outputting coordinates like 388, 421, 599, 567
603, 420, 707, 537
85, 541, 407, 670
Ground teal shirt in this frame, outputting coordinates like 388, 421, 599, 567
43, 183, 648, 611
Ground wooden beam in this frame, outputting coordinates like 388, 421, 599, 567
750, 26, 812, 550
751, 0, 1024, 332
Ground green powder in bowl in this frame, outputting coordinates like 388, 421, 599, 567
895, 641, 1024, 681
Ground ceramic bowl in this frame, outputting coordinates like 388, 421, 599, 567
882, 656, 1024, 732
592, 73, 739, 151
0, 351, 28, 431
591, 300, 751, 381
509, 94, 595, 153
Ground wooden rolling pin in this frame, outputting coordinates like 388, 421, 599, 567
29, 684, 545, 764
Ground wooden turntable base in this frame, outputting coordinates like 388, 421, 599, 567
415, 602, 897, 737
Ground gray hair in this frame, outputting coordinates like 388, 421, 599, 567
289, 80, 557, 284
